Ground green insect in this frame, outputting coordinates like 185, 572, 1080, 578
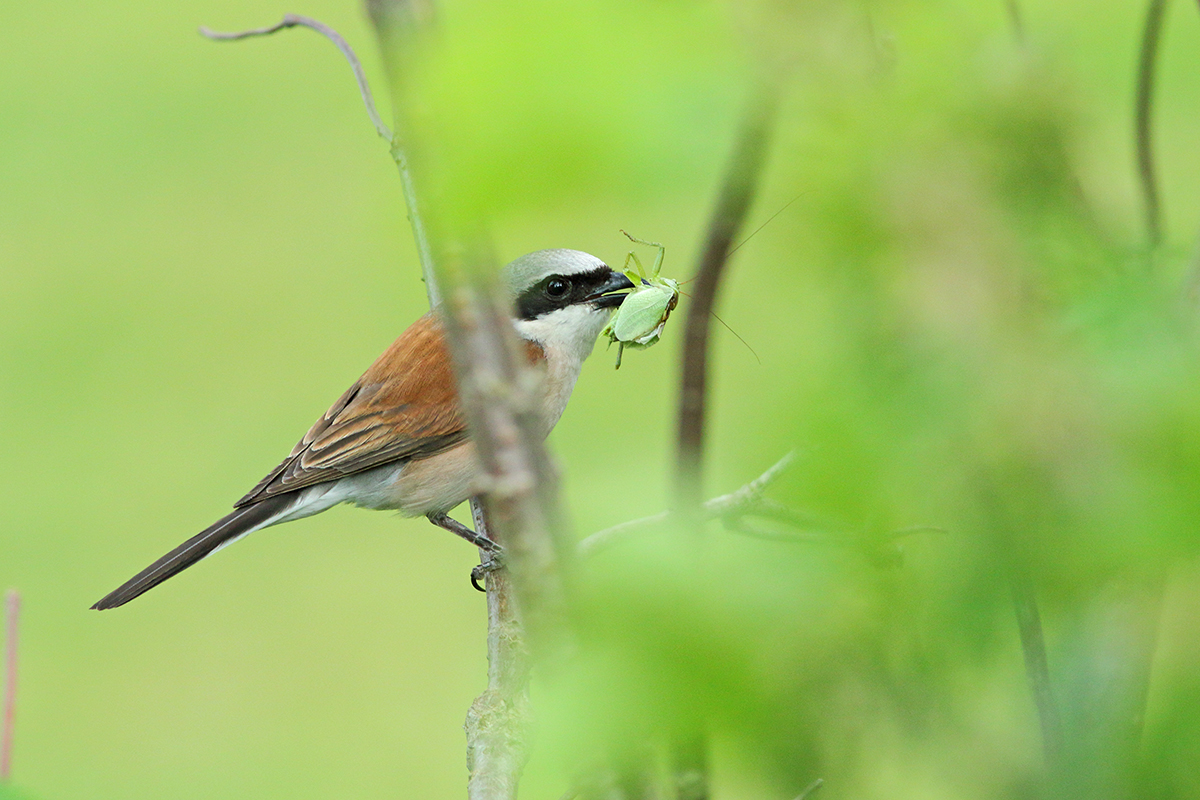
601, 232, 681, 368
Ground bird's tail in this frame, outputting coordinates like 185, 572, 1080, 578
91, 494, 295, 610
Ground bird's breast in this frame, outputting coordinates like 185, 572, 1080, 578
341, 441, 481, 517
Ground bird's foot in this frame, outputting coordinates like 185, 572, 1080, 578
470, 548, 506, 593
426, 512, 505, 592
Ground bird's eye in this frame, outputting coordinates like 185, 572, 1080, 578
545, 277, 571, 298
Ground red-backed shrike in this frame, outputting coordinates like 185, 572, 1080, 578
92, 250, 634, 610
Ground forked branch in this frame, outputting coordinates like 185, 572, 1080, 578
201, 15, 392, 141
580, 452, 939, 559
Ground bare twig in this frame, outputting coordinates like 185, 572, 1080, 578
674, 84, 778, 512
203, 11, 439, 303
2, 590, 18, 782
580, 452, 796, 557
1135, 0, 1168, 248
579, 451, 940, 558
201, 15, 392, 142
429, 250, 575, 800
364, 0, 440, 305
355, 5, 548, 796
794, 778, 825, 800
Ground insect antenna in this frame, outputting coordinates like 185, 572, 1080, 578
727, 191, 807, 256
709, 308, 761, 364
677, 289, 761, 364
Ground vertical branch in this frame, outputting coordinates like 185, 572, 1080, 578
468, 490, 523, 798
1135, 0, 1168, 249
434, 244, 574, 800
364, 3, 564, 795
435, 250, 574, 650
673, 86, 778, 513
466, 504, 532, 800
668, 85, 778, 800
2, 590, 18, 782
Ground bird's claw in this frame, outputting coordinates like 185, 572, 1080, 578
470, 547, 506, 593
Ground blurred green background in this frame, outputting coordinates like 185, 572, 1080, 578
3, 0, 1200, 798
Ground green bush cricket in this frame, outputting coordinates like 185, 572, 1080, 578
601, 231, 681, 368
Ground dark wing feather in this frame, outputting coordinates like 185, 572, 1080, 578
91, 493, 295, 610
235, 314, 467, 507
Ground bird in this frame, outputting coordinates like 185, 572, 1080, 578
92, 249, 634, 610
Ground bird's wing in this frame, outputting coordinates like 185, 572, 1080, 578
234, 314, 468, 507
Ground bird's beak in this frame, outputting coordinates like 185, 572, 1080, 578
585, 269, 636, 308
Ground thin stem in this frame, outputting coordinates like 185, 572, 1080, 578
389, 139, 440, 308
201, 15, 392, 142
1135, 0, 1168, 248
794, 778, 824, 800
362, 6, 547, 796
1010, 571, 1064, 772
200, 13, 439, 305
674, 85, 778, 512
2, 590, 19, 782
581, 452, 797, 557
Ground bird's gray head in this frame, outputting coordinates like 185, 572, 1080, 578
502, 248, 635, 361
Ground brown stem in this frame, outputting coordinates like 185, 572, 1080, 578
2, 590, 18, 782
668, 82, 778, 800
673, 86, 778, 513
361, 8, 549, 796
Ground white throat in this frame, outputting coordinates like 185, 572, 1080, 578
514, 304, 613, 433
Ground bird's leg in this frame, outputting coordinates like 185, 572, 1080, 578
427, 511, 500, 550
427, 512, 505, 592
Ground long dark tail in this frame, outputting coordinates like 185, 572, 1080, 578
91, 494, 294, 610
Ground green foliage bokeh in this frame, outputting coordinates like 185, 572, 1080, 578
3, 0, 1200, 798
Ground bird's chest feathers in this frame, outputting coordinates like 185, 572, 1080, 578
537, 350, 583, 434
